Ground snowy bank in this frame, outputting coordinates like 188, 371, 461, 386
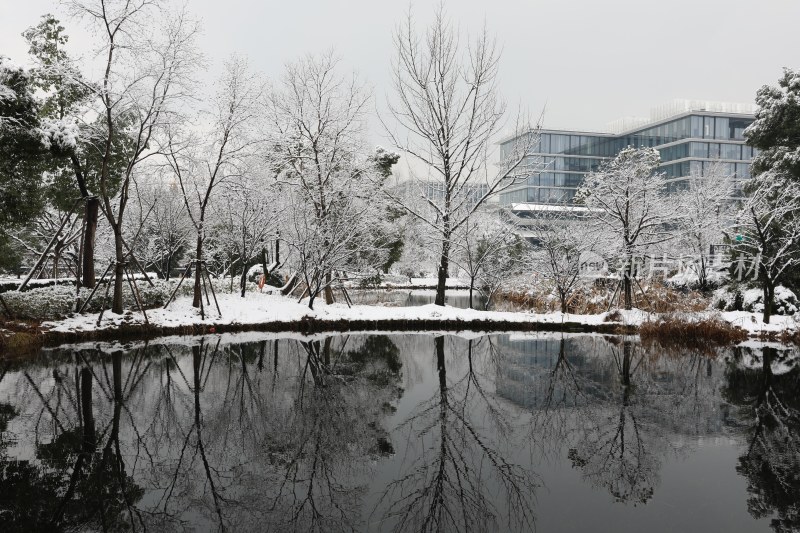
1, 291, 789, 350
36, 292, 640, 341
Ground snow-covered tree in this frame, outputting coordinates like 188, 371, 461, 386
745, 68, 800, 180
735, 171, 800, 323
527, 208, 602, 313
745, 68, 800, 293
164, 56, 263, 309
127, 179, 191, 280
0, 56, 47, 271
452, 209, 520, 309
68, 0, 200, 314
265, 52, 390, 308
210, 176, 275, 296
677, 161, 736, 290
384, 6, 537, 307
576, 147, 677, 310
24, 14, 107, 288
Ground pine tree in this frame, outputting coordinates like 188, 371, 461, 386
745, 68, 800, 180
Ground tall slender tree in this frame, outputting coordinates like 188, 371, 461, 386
576, 147, 677, 310
68, 0, 199, 314
265, 52, 385, 308
164, 56, 263, 310
384, 6, 535, 306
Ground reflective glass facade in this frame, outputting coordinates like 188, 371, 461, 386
499, 111, 756, 206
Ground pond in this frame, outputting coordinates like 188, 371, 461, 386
0, 333, 798, 532
348, 289, 489, 309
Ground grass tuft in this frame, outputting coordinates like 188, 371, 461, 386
639, 314, 747, 349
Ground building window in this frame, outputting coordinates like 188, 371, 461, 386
703, 117, 714, 139
721, 143, 741, 160
729, 118, 751, 140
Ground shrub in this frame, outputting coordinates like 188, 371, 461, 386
359, 272, 383, 289
639, 314, 748, 349
2, 285, 84, 319
0, 278, 74, 293
713, 284, 797, 315
4, 278, 183, 320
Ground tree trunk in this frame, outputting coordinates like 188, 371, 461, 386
306, 272, 317, 310
82, 197, 99, 288
435, 336, 446, 390
111, 228, 125, 314
240, 259, 248, 298
622, 272, 633, 311
762, 280, 774, 324
560, 293, 568, 314
323, 336, 332, 366
469, 277, 475, 309
434, 241, 450, 307
324, 271, 334, 305
193, 234, 203, 308
53, 246, 61, 279
80, 367, 96, 451
621, 341, 633, 395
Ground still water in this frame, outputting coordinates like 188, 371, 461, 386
0, 333, 797, 532
348, 289, 488, 310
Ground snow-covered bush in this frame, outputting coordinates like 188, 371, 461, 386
712, 285, 744, 312
134, 279, 173, 308
713, 284, 798, 315
247, 264, 263, 282
4, 279, 175, 319
666, 265, 728, 291
0, 278, 74, 293
2, 285, 86, 320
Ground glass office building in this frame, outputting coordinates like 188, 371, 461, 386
499, 101, 757, 209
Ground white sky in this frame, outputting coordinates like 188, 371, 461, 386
2, 0, 799, 142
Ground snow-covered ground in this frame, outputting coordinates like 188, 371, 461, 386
718, 311, 799, 334
43, 291, 645, 333
39, 290, 799, 336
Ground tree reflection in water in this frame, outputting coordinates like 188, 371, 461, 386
725, 345, 800, 533
0, 349, 145, 532
374, 336, 538, 533
522, 335, 733, 506
567, 339, 659, 505
0, 333, 798, 532
0, 335, 403, 532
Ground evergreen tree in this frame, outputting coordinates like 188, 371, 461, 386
745, 68, 800, 180
743, 68, 800, 294
0, 57, 48, 271
23, 14, 103, 287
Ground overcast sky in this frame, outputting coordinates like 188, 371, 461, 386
3, 0, 800, 140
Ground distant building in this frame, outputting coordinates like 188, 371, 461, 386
499, 100, 758, 220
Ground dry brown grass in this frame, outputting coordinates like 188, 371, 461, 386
639, 314, 747, 350
0, 317, 45, 357
778, 329, 800, 346
495, 281, 710, 315
633, 283, 709, 314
